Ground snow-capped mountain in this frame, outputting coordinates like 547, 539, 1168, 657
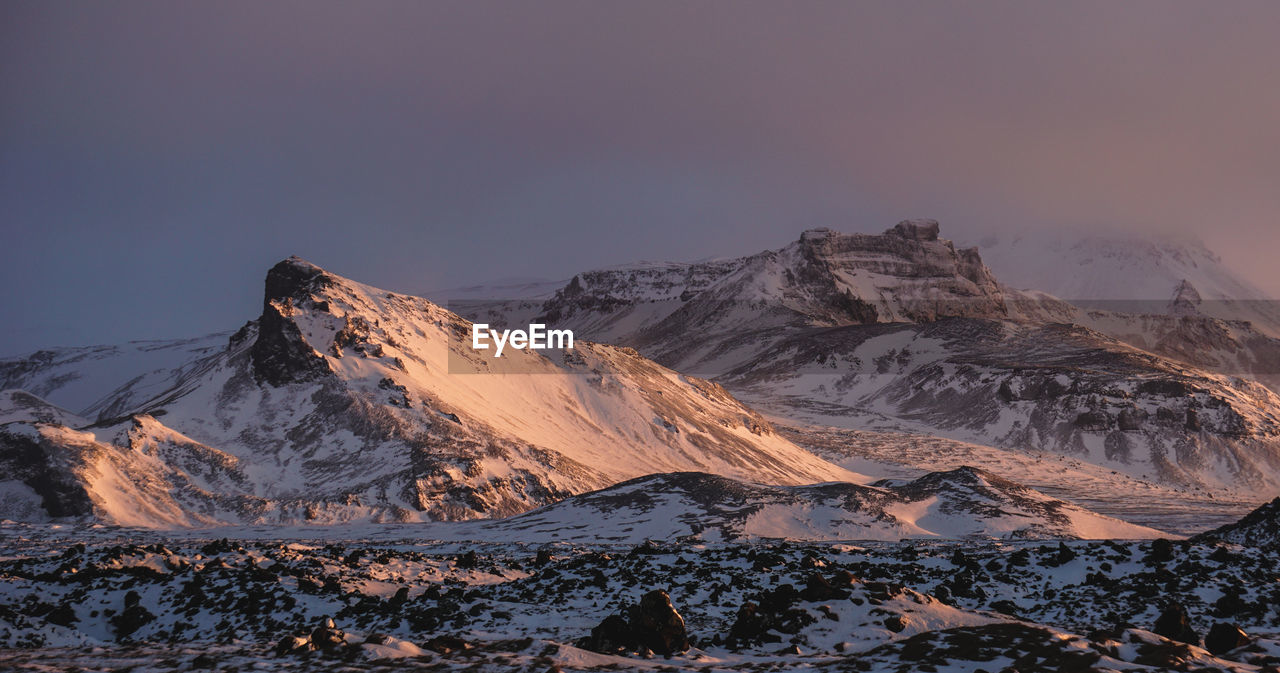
973, 230, 1280, 337
461, 222, 1280, 498
0, 335, 230, 421
531, 220, 1009, 354
0, 257, 861, 526
722, 318, 1280, 494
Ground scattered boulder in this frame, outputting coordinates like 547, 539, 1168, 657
581, 614, 633, 655
275, 635, 312, 656
579, 590, 690, 657
276, 618, 351, 658
801, 573, 850, 601
726, 584, 816, 649
1153, 603, 1200, 646
1204, 622, 1248, 655
884, 615, 908, 633
629, 590, 690, 656
424, 634, 475, 655
310, 617, 347, 653
110, 591, 155, 639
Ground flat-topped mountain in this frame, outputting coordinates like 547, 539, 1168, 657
448, 222, 1280, 498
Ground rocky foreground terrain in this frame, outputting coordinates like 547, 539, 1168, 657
1, 512, 1279, 672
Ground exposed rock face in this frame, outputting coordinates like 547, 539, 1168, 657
1153, 603, 1200, 646
629, 590, 690, 656
579, 590, 690, 657
1168, 279, 1204, 316
1205, 623, 1249, 655
530, 221, 1009, 357
1196, 496, 1280, 548
0, 426, 94, 518
251, 257, 334, 386
891, 219, 941, 241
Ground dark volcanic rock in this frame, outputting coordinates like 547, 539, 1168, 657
1204, 622, 1249, 655
423, 634, 475, 655
580, 590, 690, 657
251, 257, 334, 386
0, 430, 94, 518
580, 614, 633, 655
1152, 603, 1200, 646
1196, 496, 1280, 548
800, 573, 850, 602
629, 589, 690, 656
309, 617, 347, 653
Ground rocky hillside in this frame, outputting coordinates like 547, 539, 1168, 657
463, 468, 1166, 543
724, 318, 1280, 494
1197, 497, 1280, 548
457, 222, 1280, 498
532, 220, 1010, 353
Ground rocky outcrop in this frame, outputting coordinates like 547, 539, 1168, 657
579, 590, 690, 657
0, 427, 94, 518
1195, 496, 1280, 548
1153, 602, 1200, 646
251, 257, 334, 386
1204, 623, 1249, 655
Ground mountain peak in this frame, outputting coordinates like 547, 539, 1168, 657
252, 257, 335, 386
888, 219, 941, 241
1168, 278, 1203, 316
263, 256, 334, 306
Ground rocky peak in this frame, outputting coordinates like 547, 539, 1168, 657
251, 257, 334, 386
263, 256, 334, 307
1168, 279, 1203, 316
799, 227, 836, 243
888, 219, 941, 241
788, 220, 1006, 322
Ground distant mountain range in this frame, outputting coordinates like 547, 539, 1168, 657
4, 222, 1279, 537
440, 221, 1280, 498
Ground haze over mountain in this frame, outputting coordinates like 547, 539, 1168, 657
444, 222, 1280, 503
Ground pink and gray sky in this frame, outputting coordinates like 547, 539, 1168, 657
2, 1, 1279, 354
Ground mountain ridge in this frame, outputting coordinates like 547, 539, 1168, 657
0, 257, 863, 526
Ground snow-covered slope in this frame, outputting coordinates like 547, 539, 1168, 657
974, 231, 1280, 336
460, 469, 1166, 542
0, 257, 861, 527
530, 221, 1009, 358
488, 223, 1280, 499
0, 335, 229, 420
725, 318, 1280, 495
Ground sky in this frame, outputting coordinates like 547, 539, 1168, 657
3, 1, 1279, 355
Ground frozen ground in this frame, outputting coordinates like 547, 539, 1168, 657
777, 423, 1262, 536
1, 524, 1278, 671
